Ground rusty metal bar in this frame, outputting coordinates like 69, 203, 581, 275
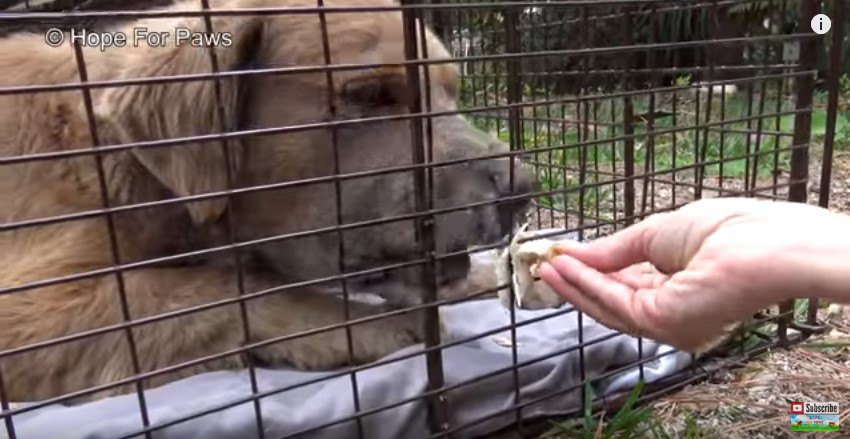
70, 36, 154, 439
818, 0, 847, 209
197, 2, 266, 436
400, 0, 448, 434
695, 1, 719, 200
0, 367, 15, 439
784, 0, 819, 343
3, 108, 813, 301
503, 3, 525, 435
0, 32, 816, 98
2, 70, 813, 168
621, 5, 636, 227
639, 2, 660, 216
315, 0, 366, 436
0, 0, 803, 21
772, 0, 791, 197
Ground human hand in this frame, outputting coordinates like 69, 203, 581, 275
537, 197, 850, 352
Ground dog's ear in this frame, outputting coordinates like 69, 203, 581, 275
95, 11, 265, 225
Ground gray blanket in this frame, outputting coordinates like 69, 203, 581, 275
3, 233, 693, 439
3, 301, 692, 439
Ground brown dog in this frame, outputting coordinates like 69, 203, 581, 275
0, 0, 533, 402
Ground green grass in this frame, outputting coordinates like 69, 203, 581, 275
543, 381, 716, 439
789, 425, 840, 432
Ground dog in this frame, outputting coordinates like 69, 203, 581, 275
0, 0, 534, 402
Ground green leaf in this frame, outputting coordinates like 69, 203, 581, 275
802, 342, 850, 350
582, 381, 597, 436
685, 412, 698, 435
742, 334, 764, 351
604, 381, 646, 434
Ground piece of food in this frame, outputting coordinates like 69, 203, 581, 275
496, 223, 568, 310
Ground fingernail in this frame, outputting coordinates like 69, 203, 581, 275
537, 261, 560, 281
548, 254, 577, 267
553, 240, 586, 253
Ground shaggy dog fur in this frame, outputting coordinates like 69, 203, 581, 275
0, 0, 532, 402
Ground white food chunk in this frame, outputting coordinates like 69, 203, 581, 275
497, 224, 569, 310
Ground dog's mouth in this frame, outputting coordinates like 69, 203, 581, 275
323, 257, 472, 307
332, 230, 520, 307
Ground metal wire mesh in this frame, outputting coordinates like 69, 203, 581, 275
0, 0, 845, 438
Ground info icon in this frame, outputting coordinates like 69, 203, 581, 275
791, 402, 804, 414
811, 14, 832, 35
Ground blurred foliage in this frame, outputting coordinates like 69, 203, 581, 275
438, 0, 849, 93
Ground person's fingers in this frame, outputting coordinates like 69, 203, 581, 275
552, 212, 677, 273
540, 257, 733, 351
541, 256, 648, 337
537, 262, 616, 321
551, 230, 647, 274
552, 198, 777, 276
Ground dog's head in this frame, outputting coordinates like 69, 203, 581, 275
96, 0, 535, 305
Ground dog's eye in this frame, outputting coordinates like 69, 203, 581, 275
342, 82, 398, 106
341, 75, 410, 108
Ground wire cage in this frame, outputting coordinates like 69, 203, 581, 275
0, 0, 846, 438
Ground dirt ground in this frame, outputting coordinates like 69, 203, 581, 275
648, 317, 850, 438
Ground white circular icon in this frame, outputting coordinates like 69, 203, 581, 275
811, 14, 832, 35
